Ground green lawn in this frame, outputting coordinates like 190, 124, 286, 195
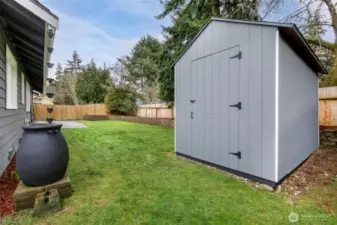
3, 121, 336, 224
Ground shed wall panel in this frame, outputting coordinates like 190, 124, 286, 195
278, 35, 319, 180
248, 25, 263, 177
175, 21, 277, 182
175, 56, 192, 156
0, 24, 31, 175
260, 27, 276, 181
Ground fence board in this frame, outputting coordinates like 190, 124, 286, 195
319, 87, 337, 127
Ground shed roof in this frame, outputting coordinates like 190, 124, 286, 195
173, 18, 327, 74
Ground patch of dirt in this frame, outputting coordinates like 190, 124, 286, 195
163, 152, 176, 158
0, 157, 19, 218
282, 148, 337, 203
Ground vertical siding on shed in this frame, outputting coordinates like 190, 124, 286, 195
278, 35, 319, 181
260, 27, 277, 181
175, 21, 277, 182
0, 25, 30, 175
175, 48, 192, 157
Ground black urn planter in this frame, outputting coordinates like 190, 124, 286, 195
16, 123, 69, 187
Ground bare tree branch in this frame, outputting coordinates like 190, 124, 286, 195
321, 0, 337, 38
307, 37, 335, 50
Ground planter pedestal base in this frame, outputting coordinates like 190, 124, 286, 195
14, 172, 72, 211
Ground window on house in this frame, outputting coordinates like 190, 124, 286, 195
26, 81, 31, 112
6, 45, 18, 109
21, 73, 25, 104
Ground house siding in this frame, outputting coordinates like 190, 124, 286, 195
0, 23, 31, 175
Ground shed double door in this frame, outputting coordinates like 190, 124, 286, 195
190, 46, 247, 173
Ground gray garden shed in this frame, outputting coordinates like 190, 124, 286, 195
174, 18, 327, 186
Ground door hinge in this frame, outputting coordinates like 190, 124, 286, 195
230, 51, 242, 60
229, 102, 242, 110
229, 151, 241, 159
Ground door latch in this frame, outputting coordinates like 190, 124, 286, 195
229, 102, 242, 110
229, 151, 241, 159
191, 111, 194, 119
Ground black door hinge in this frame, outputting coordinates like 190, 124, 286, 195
229, 151, 241, 159
230, 51, 242, 60
229, 102, 242, 110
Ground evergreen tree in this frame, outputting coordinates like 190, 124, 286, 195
157, 0, 260, 104
66, 50, 83, 75
123, 35, 163, 90
105, 84, 139, 115
55, 63, 63, 79
76, 59, 113, 104
53, 71, 77, 105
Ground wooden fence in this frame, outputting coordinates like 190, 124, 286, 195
34, 104, 175, 121
319, 87, 337, 128
34, 104, 107, 121
133, 105, 175, 119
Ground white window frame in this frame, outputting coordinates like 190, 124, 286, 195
21, 73, 25, 104
26, 81, 31, 112
6, 45, 18, 109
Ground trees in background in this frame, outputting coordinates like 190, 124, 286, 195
53, 51, 139, 114
266, 0, 336, 86
76, 60, 112, 104
52, 1, 337, 107
156, 0, 260, 104
54, 52, 112, 105
53, 53, 82, 105
53, 72, 78, 105
118, 35, 163, 103
66, 51, 83, 75
104, 85, 139, 115
105, 58, 140, 114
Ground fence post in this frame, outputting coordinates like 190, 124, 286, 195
155, 108, 158, 119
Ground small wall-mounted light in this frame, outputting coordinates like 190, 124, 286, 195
47, 47, 54, 54
47, 29, 54, 39
47, 63, 54, 68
